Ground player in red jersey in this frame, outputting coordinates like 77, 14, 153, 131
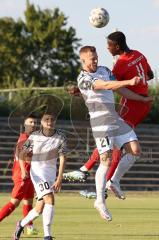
63, 31, 153, 199
0, 115, 38, 235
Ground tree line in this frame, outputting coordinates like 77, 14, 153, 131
0, 0, 81, 88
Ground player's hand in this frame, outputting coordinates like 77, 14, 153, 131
141, 96, 154, 102
52, 177, 62, 193
67, 86, 80, 96
129, 76, 141, 86
65, 83, 80, 96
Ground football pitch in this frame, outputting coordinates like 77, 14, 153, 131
0, 192, 159, 240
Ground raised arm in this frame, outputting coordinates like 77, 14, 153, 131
93, 76, 141, 91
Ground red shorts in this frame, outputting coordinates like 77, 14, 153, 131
118, 98, 151, 128
11, 179, 34, 200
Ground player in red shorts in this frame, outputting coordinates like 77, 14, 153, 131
63, 31, 153, 199
0, 115, 38, 235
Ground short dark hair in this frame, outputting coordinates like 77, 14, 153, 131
107, 31, 127, 50
79, 46, 96, 55
41, 111, 56, 119
24, 114, 36, 121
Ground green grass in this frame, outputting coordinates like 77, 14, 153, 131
1, 192, 159, 240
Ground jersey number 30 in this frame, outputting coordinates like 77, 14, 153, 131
39, 182, 50, 192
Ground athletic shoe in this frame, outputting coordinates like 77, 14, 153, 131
80, 189, 108, 199
26, 225, 38, 235
12, 221, 24, 240
94, 201, 112, 221
106, 180, 125, 200
63, 170, 89, 182
80, 190, 96, 199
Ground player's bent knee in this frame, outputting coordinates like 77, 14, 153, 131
35, 199, 45, 214
43, 193, 54, 205
35, 206, 43, 215
36, 209, 42, 215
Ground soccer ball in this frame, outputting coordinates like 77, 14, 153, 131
89, 7, 109, 28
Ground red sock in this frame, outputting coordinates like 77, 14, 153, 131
0, 202, 15, 222
23, 204, 33, 226
84, 148, 100, 170
106, 148, 121, 181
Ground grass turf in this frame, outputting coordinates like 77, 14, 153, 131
0, 192, 159, 240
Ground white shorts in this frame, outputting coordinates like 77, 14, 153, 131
92, 113, 138, 154
30, 166, 56, 200
96, 129, 138, 155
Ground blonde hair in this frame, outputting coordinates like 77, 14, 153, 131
79, 46, 96, 55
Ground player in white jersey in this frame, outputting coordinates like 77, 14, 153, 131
13, 112, 67, 240
77, 46, 142, 221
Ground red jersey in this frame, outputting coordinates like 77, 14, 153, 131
112, 50, 152, 95
12, 133, 31, 182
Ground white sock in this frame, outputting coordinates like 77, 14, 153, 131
80, 166, 88, 172
21, 208, 40, 227
95, 163, 109, 204
42, 204, 54, 237
111, 153, 137, 183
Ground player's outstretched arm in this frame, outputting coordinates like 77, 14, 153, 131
93, 76, 141, 91
53, 154, 66, 192
116, 88, 153, 102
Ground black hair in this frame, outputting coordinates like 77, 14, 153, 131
107, 31, 128, 51
24, 114, 37, 121
40, 111, 56, 120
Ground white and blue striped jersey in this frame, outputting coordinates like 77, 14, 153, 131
77, 66, 136, 154
23, 129, 67, 177
77, 66, 116, 119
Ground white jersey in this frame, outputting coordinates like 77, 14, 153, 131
77, 66, 136, 154
77, 66, 116, 119
23, 129, 67, 178
23, 129, 67, 199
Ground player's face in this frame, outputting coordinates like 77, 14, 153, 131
41, 114, 55, 130
24, 118, 37, 134
107, 39, 120, 56
81, 51, 98, 72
